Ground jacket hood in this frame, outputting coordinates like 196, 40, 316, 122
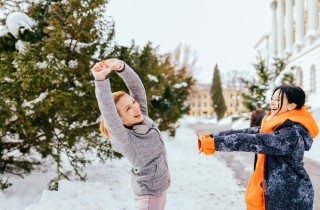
261, 106, 319, 139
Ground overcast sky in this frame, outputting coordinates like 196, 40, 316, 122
107, 0, 271, 83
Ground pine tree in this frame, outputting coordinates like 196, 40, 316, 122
210, 64, 226, 120
241, 55, 269, 111
154, 45, 195, 136
0, 0, 117, 190
241, 55, 294, 111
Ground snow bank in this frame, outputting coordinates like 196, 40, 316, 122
6, 12, 35, 38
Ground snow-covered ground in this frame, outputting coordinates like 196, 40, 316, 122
1, 113, 319, 210
0, 117, 246, 210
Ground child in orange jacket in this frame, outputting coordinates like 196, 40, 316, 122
198, 85, 318, 210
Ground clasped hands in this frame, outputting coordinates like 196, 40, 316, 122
91, 58, 124, 80
197, 133, 215, 155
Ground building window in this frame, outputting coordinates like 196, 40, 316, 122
310, 65, 316, 93
296, 67, 303, 87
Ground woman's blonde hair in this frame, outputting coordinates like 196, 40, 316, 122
100, 91, 127, 138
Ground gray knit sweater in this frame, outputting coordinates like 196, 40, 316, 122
94, 63, 170, 196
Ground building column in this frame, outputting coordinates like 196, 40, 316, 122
285, 0, 293, 54
307, 0, 319, 39
294, 0, 305, 50
277, 0, 285, 57
270, 0, 278, 58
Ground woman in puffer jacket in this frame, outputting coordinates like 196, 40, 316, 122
198, 85, 318, 210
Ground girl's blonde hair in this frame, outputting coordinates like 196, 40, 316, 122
100, 91, 127, 138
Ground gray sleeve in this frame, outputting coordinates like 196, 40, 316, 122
116, 63, 148, 116
94, 79, 130, 152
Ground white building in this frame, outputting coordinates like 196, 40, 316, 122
255, 0, 320, 108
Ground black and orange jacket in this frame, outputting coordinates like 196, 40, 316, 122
210, 106, 319, 210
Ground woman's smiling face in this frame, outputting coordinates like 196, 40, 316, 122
116, 94, 143, 126
270, 89, 290, 116
269, 89, 297, 116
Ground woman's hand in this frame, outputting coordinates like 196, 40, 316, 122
91, 59, 124, 80
101, 58, 124, 71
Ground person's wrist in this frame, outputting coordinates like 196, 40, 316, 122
94, 75, 106, 81
116, 61, 125, 72
94, 78, 105, 81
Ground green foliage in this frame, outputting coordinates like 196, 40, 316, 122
210, 64, 226, 120
241, 55, 294, 111
281, 72, 294, 84
0, 33, 17, 52
241, 55, 269, 111
281, 65, 295, 85
0, 0, 117, 189
151, 85, 180, 136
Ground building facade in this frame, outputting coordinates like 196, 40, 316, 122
188, 84, 248, 117
188, 84, 214, 117
255, 0, 320, 105
223, 88, 248, 116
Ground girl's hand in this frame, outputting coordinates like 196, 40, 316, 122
91, 59, 124, 80
91, 62, 111, 81
101, 58, 124, 71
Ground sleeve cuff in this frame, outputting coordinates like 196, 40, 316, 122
116, 61, 126, 73
94, 79, 111, 91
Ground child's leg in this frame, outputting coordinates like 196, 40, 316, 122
134, 191, 167, 210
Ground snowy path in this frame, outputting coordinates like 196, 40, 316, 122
0, 122, 248, 210
1, 116, 319, 210
164, 124, 246, 210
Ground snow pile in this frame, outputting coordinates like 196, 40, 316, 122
6, 12, 35, 38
